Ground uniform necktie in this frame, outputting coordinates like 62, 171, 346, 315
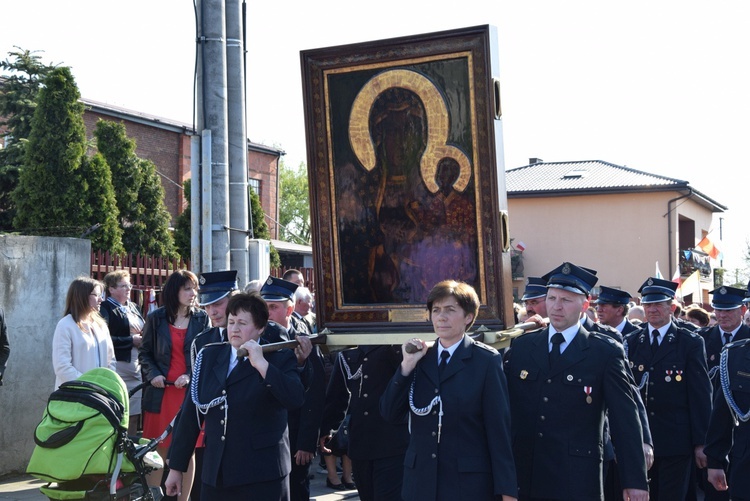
723, 332, 732, 345
439, 350, 450, 375
651, 330, 660, 355
549, 332, 565, 366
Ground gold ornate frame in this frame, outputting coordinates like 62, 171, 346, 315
301, 25, 513, 333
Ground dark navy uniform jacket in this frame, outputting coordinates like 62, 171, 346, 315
624, 321, 712, 457
320, 345, 409, 461
168, 342, 304, 488
505, 326, 648, 500
380, 335, 517, 500
700, 324, 750, 371
704, 338, 750, 499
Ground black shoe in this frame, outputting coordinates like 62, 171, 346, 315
343, 481, 356, 490
326, 478, 346, 490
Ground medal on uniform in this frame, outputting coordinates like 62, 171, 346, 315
520, 370, 528, 380
584, 386, 592, 404
675, 370, 683, 382
665, 370, 672, 382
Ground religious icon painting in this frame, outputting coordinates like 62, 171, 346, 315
301, 25, 513, 333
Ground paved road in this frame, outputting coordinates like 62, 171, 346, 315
0, 467, 360, 501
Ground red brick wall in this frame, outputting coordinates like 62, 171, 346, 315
248, 150, 280, 239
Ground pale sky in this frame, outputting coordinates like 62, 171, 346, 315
3, 1, 749, 280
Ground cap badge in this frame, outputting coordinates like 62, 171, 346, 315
199, 276, 206, 285
266, 277, 273, 285
720, 286, 727, 295
562, 263, 571, 275
647, 278, 654, 286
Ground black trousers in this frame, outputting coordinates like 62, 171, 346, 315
350, 455, 404, 501
649, 454, 692, 501
288, 459, 312, 501
201, 476, 289, 501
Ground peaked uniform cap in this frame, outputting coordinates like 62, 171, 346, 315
638, 277, 677, 304
709, 286, 747, 310
260, 276, 298, 302
542, 262, 598, 295
521, 277, 547, 301
594, 286, 632, 305
198, 270, 238, 306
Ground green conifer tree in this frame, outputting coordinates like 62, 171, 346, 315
0, 48, 57, 230
93, 120, 176, 257
13, 67, 123, 252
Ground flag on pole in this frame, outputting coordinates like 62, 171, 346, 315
515, 241, 526, 252
655, 261, 664, 280
677, 270, 701, 299
697, 235, 721, 260
671, 268, 682, 286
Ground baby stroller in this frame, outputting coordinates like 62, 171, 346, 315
26, 368, 165, 501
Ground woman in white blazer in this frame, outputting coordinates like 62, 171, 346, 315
52, 276, 116, 389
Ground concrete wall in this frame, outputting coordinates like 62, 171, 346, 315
0, 235, 91, 475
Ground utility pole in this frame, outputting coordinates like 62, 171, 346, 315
195, 0, 231, 273
226, 0, 250, 286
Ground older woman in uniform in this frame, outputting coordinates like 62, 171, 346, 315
165, 292, 305, 501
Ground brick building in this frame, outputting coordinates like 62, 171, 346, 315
81, 98, 284, 237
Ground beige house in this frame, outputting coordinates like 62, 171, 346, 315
505, 159, 726, 306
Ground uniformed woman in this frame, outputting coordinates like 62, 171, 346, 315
165, 292, 305, 501
380, 280, 517, 501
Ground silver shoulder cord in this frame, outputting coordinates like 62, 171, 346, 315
190, 348, 229, 436
338, 351, 360, 396
408, 371, 444, 443
719, 348, 750, 424
625, 338, 650, 395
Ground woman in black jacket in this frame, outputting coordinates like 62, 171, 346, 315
100, 270, 144, 434
139, 269, 209, 501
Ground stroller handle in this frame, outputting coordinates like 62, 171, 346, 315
128, 380, 175, 398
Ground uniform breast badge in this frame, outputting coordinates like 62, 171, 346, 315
520, 370, 528, 380
638, 365, 644, 372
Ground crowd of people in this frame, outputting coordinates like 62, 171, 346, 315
41, 263, 750, 501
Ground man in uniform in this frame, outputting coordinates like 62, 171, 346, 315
595, 286, 640, 336
701, 286, 750, 372
520, 277, 548, 326
504, 262, 648, 500
261, 277, 325, 501
624, 277, 712, 499
191, 270, 239, 361
704, 337, 750, 501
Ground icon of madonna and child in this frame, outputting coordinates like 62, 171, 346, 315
330, 66, 484, 305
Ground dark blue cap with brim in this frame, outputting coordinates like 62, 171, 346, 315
595, 286, 632, 305
198, 270, 238, 306
710, 286, 746, 310
521, 277, 547, 301
260, 276, 298, 302
638, 277, 677, 304
542, 262, 598, 295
